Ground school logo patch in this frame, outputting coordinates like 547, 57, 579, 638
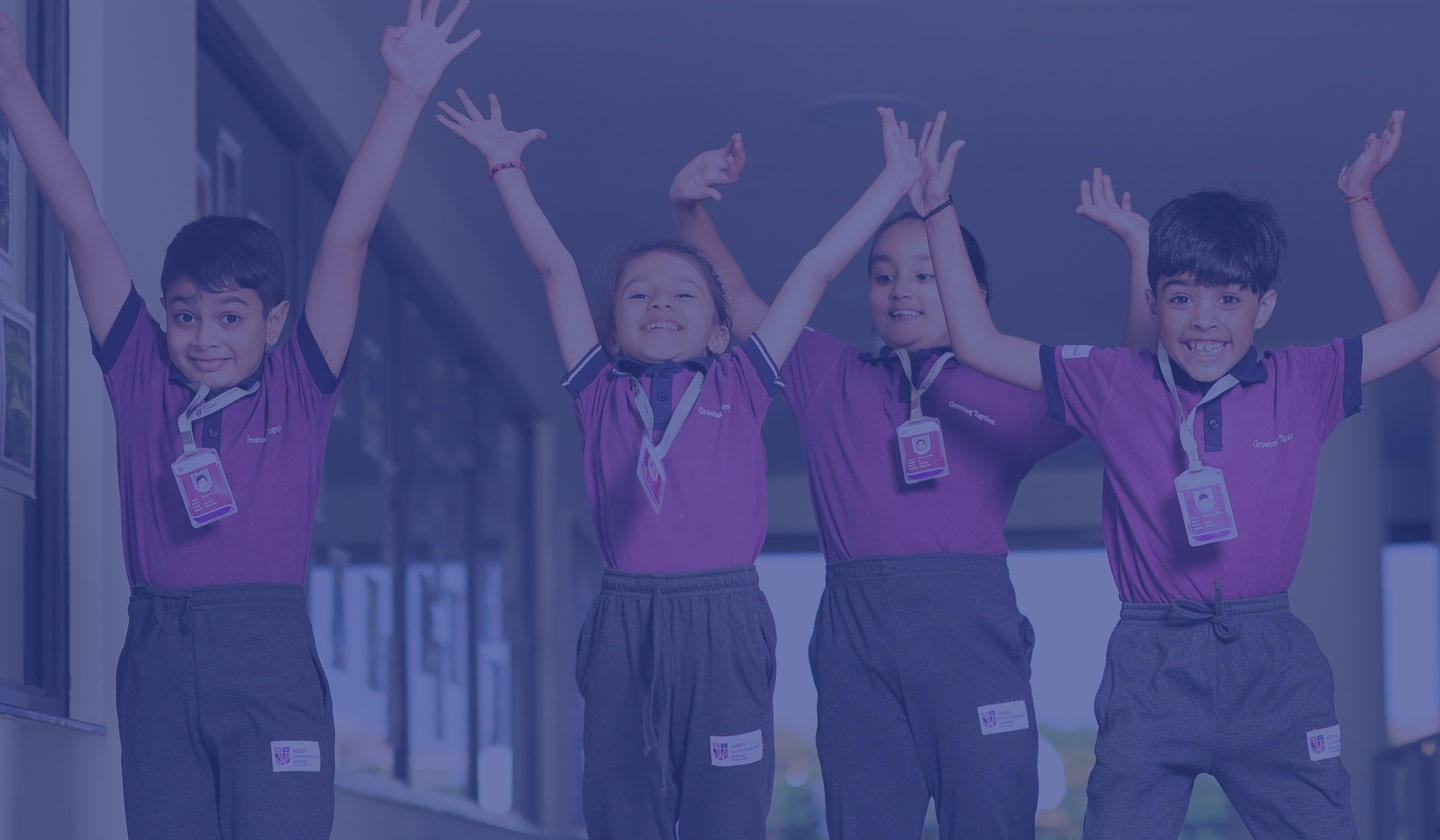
1061, 344, 1093, 359
709, 729, 763, 767
977, 700, 1030, 735
270, 740, 322, 773
1306, 725, 1342, 762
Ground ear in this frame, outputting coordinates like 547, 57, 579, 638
707, 324, 732, 356
265, 300, 291, 347
1253, 289, 1278, 330
1146, 287, 1159, 320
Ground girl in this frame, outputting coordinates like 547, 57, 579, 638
437, 88, 921, 838
669, 118, 1151, 838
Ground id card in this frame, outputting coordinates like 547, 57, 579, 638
897, 417, 948, 484
1174, 466, 1237, 546
172, 449, 238, 528
636, 445, 667, 514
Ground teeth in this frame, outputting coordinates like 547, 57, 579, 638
1186, 341, 1226, 356
645, 322, 681, 332
890, 310, 921, 319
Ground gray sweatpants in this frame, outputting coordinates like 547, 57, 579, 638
810, 554, 1039, 839
576, 565, 777, 840
117, 585, 335, 840
1084, 590, 1358, 839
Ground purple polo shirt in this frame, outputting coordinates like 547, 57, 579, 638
1041, 339, 1363, 603
564, 336, 783, 573
94, 288, 343, 589
783, 328, 1079, 562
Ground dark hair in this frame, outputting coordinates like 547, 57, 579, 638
596, 240, 732, 354
869, 212, 990, 303
1147, 189, 1285, 294
160, 216, 287, 312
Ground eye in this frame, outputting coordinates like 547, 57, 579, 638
222, 313, 242, 325
916, 273, 935, 283
1220, 294, 1241, 305
872, 274, 895, 285
628, 292, 648, 300
677, 291, 697, 300
1168, 294, 1192, 305
173, 311, 196, 325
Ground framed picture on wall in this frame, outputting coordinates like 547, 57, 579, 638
0, 113, 15, 295
216, 128, 244, 217
0, 299, 36, 490
195, 151, 214, 219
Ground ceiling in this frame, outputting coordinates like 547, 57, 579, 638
317, 0, 1440, 473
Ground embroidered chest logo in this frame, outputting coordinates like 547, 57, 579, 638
246, 424, 283, 444
1252, 433, 1294, 449
696, 403, 731, 420
948, 401, 997, 426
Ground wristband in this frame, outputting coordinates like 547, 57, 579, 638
489, 160, 524, 179
1335, 166, 1373, 206
922, 195, 954, 221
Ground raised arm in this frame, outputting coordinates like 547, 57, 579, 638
437, 90, 597, 370
753, 108, 917, 367
670, 135, 770, 340
1337, 110, 1440, 381
1076, 167, 1155, 352
307, 0, 481, 375
0, 13, 129, 343
914, 113, 1044, 391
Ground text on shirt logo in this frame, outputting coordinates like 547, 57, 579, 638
948, 401, 997, 426
696, 403, 731, 420
1252, 433, 1294, 449
246, 424, 283, 444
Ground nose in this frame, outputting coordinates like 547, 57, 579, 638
890, 277, 915, 300
648, 296, 672, 309
193, 316, 221, 347
1191, 298, 1219, 330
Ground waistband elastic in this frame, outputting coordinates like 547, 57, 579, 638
129, 583, 307, 613
1119, 591, 1289, 621
600, 564, 759, 596
826, 552, 1008, 581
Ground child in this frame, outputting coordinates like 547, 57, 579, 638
436, 88, 920, 837
924, 112, 1440, 838
0, 2, 479, 836
1339, 109, 1440, 381
669, 124, 1151, 838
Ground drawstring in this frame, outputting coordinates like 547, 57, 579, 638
147, 592, 195, 633
639, 588, 673, 796
1169, 582, 1238, 640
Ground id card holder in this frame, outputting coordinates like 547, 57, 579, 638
172, 448, 239, 528
1174, 466, 1238, 546
636, 445, 667, 514
897, 417, 948, 484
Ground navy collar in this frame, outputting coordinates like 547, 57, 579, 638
1153, 344, 1267, 391
608, 354, 716, 379
862, 344, 956, 367
167, 357, 265, 395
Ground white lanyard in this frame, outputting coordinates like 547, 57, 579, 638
629, 370, 706, 464
1157, 344, 1238, 472
894, 349, 954, 421
177, 382, 258, 456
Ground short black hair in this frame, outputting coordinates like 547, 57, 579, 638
870, 212, 990, 303
1148, 189, 1285, 294
596, 240, 732, 355
160, 216, 287, 311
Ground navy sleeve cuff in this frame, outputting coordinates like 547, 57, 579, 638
90, 287, 144, 374
741, 334, 785, 398
1039, 344, 1066, 422
562, 345, 611, 399
297, 317, 344, 395
1342, 336, 1363, 417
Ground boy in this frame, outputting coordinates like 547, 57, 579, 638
909, 115, 1440, 838
0, 1, 478, 837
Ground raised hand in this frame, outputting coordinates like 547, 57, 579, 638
0, 12, 27, 90
877, 107, 921, 198
670, 134, 746, 203
1076, 167, 1148, 248
908, 110, 963, 217
436, 90, 546, 168
1338, 110, 1404, 197
381, 0, 483, 101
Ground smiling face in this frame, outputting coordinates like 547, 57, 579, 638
1150, 273, 1276, 382
867, 218, 956, 352
163, 277, 288, 388
611, 250, 729, 363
